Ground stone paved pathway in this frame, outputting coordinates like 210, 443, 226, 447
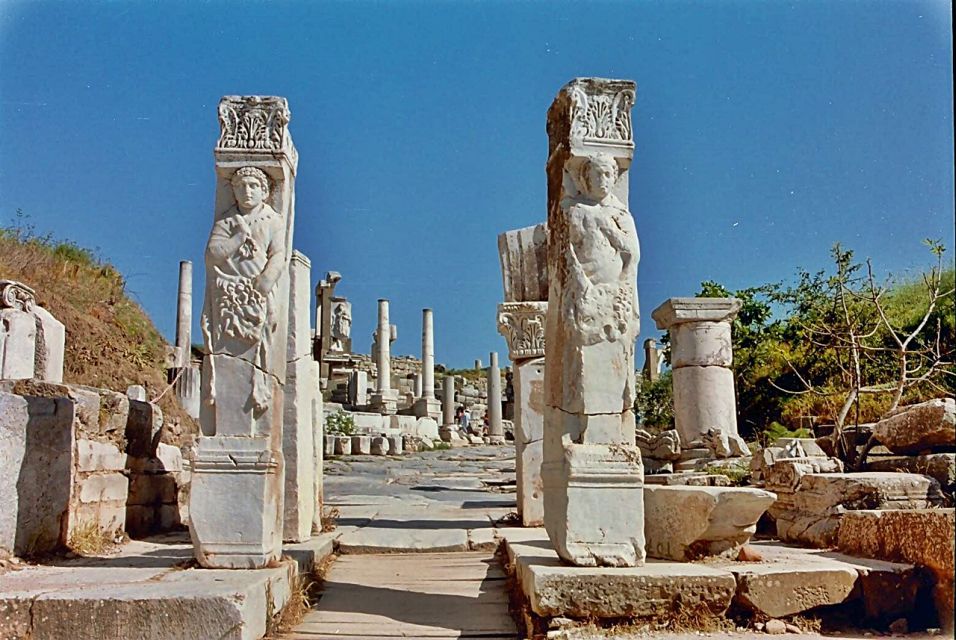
283, 446, 520, 639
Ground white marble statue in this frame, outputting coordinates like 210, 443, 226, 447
202, 166, 287, 414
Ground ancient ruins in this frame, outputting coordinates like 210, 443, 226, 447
1, 79, 953, 640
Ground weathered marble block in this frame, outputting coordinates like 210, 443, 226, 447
351, 436, 371, 455
0, 390, 73, 556
190, 95, 297, 569
282, 250, 317, 543
769, 472, 944, 547
644, 485, 776, 561
542, 78, 644, 567
873, 397, 955, 455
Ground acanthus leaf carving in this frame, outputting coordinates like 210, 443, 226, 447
568, 85, 635, 144
217, 96, 292, 152
497, 301, 547, 360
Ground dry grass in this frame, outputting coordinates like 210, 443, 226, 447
0, 228, 198, 447
320, 506, 340, 533
67, 522, 119, 556
266, 573, 314, 636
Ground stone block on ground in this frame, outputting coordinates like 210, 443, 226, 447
769, 472, 944, 547
866, 453, 956, 493
873, 398, 955, 455
350, 436, 371, 455
506, 536, 736, 618
715, 542, 920, 620
838, 508, 955, 633
333, 436, 352, 456
644, 485, 776, 561
0, 390, 74, 556
369, 436, 388, 456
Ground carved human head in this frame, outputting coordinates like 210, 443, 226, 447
231, 167, 270, 211
577, 153, 618, 201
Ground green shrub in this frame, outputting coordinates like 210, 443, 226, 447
326, 410, 355, 436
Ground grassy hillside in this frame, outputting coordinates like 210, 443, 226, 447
1, 212, 197, 441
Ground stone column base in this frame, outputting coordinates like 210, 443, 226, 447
369, 390, 398, 415
543, 442, 645, 567
189, 436, 283, 569
487, 435, 507, 445
413, 397, 442, 421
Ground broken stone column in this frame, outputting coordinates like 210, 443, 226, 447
175, 260, 192, 368
414, 308, 441, 420
442, 375, 456, 426
487, 351, 505, 444
282, 250, 316, 542
642, 338, 660, 382
497, 223, 549, 526
542, 78, 645, 567
651, 298, 747, 457
0, 280, 65, 383
190, 95, 297, 569
370, 299, 398, 415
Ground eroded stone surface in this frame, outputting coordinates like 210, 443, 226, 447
838, 509, 955, 632
543, 77, 644, 567
644, 485, 776, 561
873, 398, 955, 455
769, 472, 944, 547
191, 95, 297, 569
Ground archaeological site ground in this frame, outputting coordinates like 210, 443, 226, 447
1, 4, 954, 639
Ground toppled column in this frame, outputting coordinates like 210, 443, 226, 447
542, 78, 644, 567
0, 280, 65, 382
651, 298, 747, 458
190, 95, 297, 569
487, 351, 505, 444
442, 375, 456, 426
414, 308, 441, 420
497, 222, 549, 526
370, 299, 398, 414
282, 250, 317, 542
175, 260, 192, 367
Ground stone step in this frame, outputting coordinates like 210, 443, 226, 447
0, 534, 334, 640
502, 529, 922, 623
285, 552, 516, 639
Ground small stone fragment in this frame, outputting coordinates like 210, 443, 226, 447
764, 619, 786, 634
889, 618, 909, 635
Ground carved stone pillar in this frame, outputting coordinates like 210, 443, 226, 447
542, 78, 645, 567
497, 299, 547, 526
651, 297, 747, 458
190, 95, 297, 569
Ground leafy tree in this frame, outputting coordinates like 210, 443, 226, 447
634, 371, 674, 430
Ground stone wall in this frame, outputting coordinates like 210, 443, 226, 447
0, 379, 188, 557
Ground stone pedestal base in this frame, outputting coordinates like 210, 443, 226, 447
542, 443, 645, 567
369, 390, 398, 415
412, 397, 442, 421
189, 437, 283, 569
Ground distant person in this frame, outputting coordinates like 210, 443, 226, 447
459, 408, 470, 432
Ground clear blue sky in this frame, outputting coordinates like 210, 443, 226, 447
1, 1, 953, 369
